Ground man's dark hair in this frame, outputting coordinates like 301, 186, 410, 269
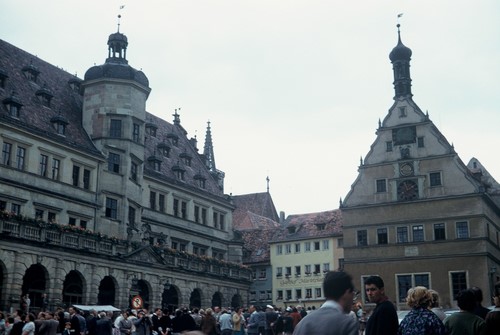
470, 286, 483, 303
364, 275, 384, 289
457, 289, 476, 312
323, 271, 354, 300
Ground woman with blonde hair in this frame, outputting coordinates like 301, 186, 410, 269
398, 286, 446, 335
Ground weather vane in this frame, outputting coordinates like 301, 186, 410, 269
397, 13, 404, 24
117, 5, 125, 32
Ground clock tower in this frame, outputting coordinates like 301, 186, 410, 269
340, 24, 500, 309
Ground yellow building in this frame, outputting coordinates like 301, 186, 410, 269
269, 210, 343, 309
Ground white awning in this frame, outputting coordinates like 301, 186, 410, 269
72, 305, 121, 312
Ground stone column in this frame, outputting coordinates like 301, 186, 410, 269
6, 251, 23, 311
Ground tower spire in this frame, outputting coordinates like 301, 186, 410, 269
389, 23, 413, 99
203, 121, 216, 171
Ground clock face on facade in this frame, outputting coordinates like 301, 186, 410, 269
399, 163, 414, 177
397, 180, 418, 201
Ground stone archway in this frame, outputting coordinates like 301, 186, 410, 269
162, 285, 179, 312
231, 293, 242, 309
129, 279, 151, 310
62, 270, 85, 307
98, 276, 116, 305
189, 288, 201, 309
22, 264, 48, 311
211, 291, 222, 308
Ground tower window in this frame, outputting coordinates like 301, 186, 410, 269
417, 136, 425, 148
429, 172, 442, 187
2, 142, 12, 165
108, 152, 120, 173
132, 123, 140, 143
386, 141, 393, 152
109, 119, 122, 138
131, 162, 138, 181
377, 228, 388, 244
105, 197, 118, 219
357, 230, 367, 246
434, 223, 446, 241
40, 154, 48, 177
16, 147, 26, 170
398, 106, 407, 117
376, 179, 387, 193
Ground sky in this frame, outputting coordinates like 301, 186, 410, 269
1, 0, 499, 216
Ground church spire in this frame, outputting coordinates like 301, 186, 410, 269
389, 24, 413, 99
203, 121, 216, 171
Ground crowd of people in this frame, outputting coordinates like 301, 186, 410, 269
0, 273, 499, 335
0, 302, 316, 335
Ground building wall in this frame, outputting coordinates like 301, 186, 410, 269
270, 236, 343, 309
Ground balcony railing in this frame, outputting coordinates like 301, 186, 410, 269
0, 216, 252, 281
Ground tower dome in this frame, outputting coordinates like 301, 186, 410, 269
84, 29, 149, 88
389, 24, 412, 62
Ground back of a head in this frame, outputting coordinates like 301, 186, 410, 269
470, 286, 483, 303
406, 286, 431, 308
457, 289, 476, 312
428, 289, 440, 308
364, 275, 384, 289
323, 271, 354, 300
495, 281, 500, 297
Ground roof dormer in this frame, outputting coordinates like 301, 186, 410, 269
22, 61, 40, 82
68, 77, 82, 93
145, 121, 157, 137
179, 151, 192, 167
147, 152, 163, 172
157, 142, 171, 157
172, 161, 186, 180
50, 114, 69, 136
36, 84, 54, 108
2, 91, 23, 118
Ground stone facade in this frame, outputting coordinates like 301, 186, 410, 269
0, 30, 251, 312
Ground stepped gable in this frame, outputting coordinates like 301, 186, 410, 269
241, 228, 278, 264
143, 112, 224, 197
0, 39, 102, 157
232, 192, 280, 223
272, 209, 343, 242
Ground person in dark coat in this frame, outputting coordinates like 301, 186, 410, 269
95, 313, 112, 335
471, 286, 491, 320
177, 309, 195, 333
68, 308, 80, 335
86, 310, 98, 335
133, 311, 151, 335
364, 276, 398, 335
158, 310, 172, 335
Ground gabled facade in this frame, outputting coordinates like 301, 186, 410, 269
269, 209, 344, 309
233, 192, 280, 307
0, 30, 250, 312
341, 25, 500, 309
